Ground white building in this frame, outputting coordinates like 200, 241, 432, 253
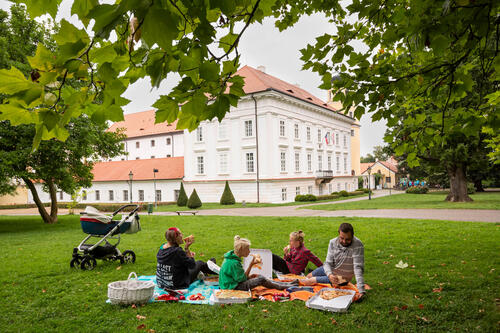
29, 66, 359, 204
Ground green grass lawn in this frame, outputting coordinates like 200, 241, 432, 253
0, 215, 498, 332
303, 192, 500, 211
155, 193, 367, 212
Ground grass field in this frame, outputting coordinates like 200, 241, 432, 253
155, 193, 367, 212
303, 192, 500, 211
0, 215, 498, 332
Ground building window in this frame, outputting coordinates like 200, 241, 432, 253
281, 188, 287, 201
318, 155, 322, 171
151, 156, 155, 159
95, 190, 100, 201
336, 156, 340, 171
166, 137, 171, 145
151, 140, 155, 147
337, 183, 341, 191
136, 141, 140, 148
329, 184, 332, 193
336, 133, 339, 145
109, 190, 114, 201
123, 190, 128, 202
196, 126, 203, 142
294, 124, 299, 139
351, 129, 355, 137
319, 185, 323, 195
121, 158, 125, 161
82, 190, 87, 201
349, 111, 353, 118
344, 157, 347, 171
156, 190, 162, 202
166, 154, 171, 157
197, 156, 204, 174
343, 135, 347, 147
244, 120, 253, 137
218, 122, 227, 139
317, 128, 321, 142
308, 185, 313, 194
295, 152, 300, 172
136, 157, 140, 160
386, 177, 391, 183
345, 182, 348, 190
139, 190, 144, 201
59, 191, 63, 200
296, 186, 300, 196
174, 189, 180, 201
307, 153, 312, 171
219, 153, 228, 173
327, 155, 332, 170
280, 151, 286, 172
306, 127, 311, 141
246, 152, 254, 172
279, 120, 286, 137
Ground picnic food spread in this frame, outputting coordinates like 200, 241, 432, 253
251, 253, 262, 269
320, 289, 351, 300
188, 293, 205, 301
215, 290, 252, 299
280, 274, 307, 280
204, 276, 219, 282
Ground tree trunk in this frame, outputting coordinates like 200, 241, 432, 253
22, 177, 58, 224
46, 178, 59, 222
473, 179, 484, 192
445, 165, 473, 202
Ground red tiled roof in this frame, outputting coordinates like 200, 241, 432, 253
379, 160, 398, 173
107, 110, 181, 138
235, 66, 338, 112
360, 162, 374, 174
92, 157, 184, 181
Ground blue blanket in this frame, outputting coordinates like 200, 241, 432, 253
138, 275, 218, 305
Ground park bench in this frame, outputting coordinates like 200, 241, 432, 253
175, 210, 198, 216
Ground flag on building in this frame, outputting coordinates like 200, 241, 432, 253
324, 133, 329, 144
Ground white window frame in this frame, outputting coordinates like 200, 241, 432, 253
166, 137, 171, 145
343, 134, 347, 147
196, 126, 203, 142
294, 124, 299, 139
295, 186, 300, 196
306, 127, 311, 141
151, 139, 155, 147
335, 133, 339, 146
307, 153, 312, 172
136, 141, 140, 148
327, 155, 332, 170
317, 128, 321, 142
308, 185, 313, 194
244, 120, 253, 137
218, 121, 227, 140
280, 151, 287, 172
138, 190, 144, 201
329, 183, 332, 193
344, 156, 347, 171
281, 188, 287, 201
295, 152, 300, 172
336, 155, 340, 172
318, 155, 322, 171
123, 190, 128, 202
246, 152, 255, 173
95, 190, 100, 201
279, 120, 286, 137
219, 153, 228, 174
197, 155, 205, 174
156, 190, 162, 202
109, 190, 114, 201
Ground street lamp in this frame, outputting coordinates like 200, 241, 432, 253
367, 166, 372, 200
153, 168, 159, 208
128, 171, 133, 203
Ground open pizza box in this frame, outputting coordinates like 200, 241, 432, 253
209, 290, 252, 305
305, 288, 355, 313
242, 249, 272, 279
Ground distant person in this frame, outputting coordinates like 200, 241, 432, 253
302, 223, 365, 297
219, 235, 299, 290
272, 230, 323, 275
156, 227, 215, 290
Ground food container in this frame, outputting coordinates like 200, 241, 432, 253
305, 288, 355, 312
203, 275, 219, 286
275, 272, 306, 281
210, 290, 252, 304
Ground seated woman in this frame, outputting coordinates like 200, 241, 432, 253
156, 227, 215, 290
219, 235, 299, 291
272, 230, 323, 275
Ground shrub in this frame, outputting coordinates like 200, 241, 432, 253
339, 190, 349, 197
467, 183, 476, 194
348, 190, 364, 196
177, 183, 188, 206
220, 181, 236, 205
187, 189, 202, 209
406, 187, 429, 194
331, 191, 338, 195
361, 188, 372, 194
294, 194, 317, 202
316, 194, 340, 201
358, 176, 364, 189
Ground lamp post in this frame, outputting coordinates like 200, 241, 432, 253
367, 166, 372, 200
128, 171, 133, 203
153, 168, 158, 208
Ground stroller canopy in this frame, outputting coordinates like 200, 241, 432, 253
81, 206, 113, 224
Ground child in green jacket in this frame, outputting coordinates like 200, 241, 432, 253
219, 235, 299, 290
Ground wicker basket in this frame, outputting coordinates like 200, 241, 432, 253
108, 272, 155, 305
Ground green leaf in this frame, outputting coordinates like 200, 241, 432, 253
142, 7, 179, 50
154, 96, 179, 124
0, 102, 36, 125
71, 0, 99, 26
13, 0, 62, 18
431, 34, 449, 56
415, 113, 426, 124
90, 45, 117, 64
55, 20, 90, 46
28, 45, 57, 71
88, 4, 124, 39
199, 61, 219, 81
38, 109, 60, 131
0, 67, 34, 95
219, 33, 238, 53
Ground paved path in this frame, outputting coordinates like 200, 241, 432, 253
1, 190, 498, 222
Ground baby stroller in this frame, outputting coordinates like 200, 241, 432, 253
71, 204, 141, 270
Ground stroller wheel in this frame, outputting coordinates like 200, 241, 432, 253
121, 250, 136, 264
70, 257, 82, 269
80, 256, 97, 270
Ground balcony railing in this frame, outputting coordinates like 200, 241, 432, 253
315, 170, 333, 178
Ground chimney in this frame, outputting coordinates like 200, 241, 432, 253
257, 65, 266, 73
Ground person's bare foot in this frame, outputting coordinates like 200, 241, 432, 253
306, 273, 313, 278
302, 278, 316, 286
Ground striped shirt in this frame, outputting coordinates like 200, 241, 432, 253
323, 236, 365, 293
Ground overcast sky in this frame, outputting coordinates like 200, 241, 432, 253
0, 0, 386, 156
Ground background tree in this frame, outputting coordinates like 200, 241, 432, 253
372, 145, 389, 162
0, 117, 125, 223
187, 189, 202, 209
220, 181, 235, 205
176, 182, 188, 206
360, 154, 375, 163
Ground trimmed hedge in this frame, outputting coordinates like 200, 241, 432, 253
220, 181, 236, 205
348, 190, 365, 196
187, 189, 202, 209
295, 194, 317, 202
177, 183, 188, 206
339, 190, 349, 197
316, 194, 340, 201
406, 187, 429, 194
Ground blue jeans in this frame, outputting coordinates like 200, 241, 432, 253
311, 266, 330, 284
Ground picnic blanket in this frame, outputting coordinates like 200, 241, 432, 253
137, 276, 218, 305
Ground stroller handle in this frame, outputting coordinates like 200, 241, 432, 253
112, 204, 140, 217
